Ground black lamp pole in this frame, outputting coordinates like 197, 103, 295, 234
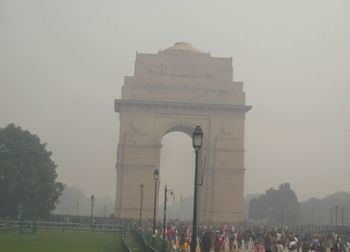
335, 205, 339, 226
18, 202, 23, 234
153, 169, 159, 235
76, 201, 79, 216
90, 194, 95, 223
161, 186, 174, 252
31, 178, 38, 234
139, 184, 144, 228
161, 185, 168, 252
190, 126, 203, 252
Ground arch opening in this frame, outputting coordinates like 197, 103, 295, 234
158, 130, 195, 220
164, 124, 194, 137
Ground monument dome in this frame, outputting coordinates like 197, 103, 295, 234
162, 42, 204, 54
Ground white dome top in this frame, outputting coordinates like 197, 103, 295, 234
163, 42, 203, 54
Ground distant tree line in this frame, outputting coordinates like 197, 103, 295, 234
248, 183, 301, 225
248, 183, 350, 225
300, 192, 350, 225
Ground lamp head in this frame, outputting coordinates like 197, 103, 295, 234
140, 183, 144, 192
153, 169, 159, 182
192, 126, 203, 151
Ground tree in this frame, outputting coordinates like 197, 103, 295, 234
248, 195, 268, 221
0, 123, 64, 218
300, 192, 350, 225
248, 183, 301, 224
268, 183, 301, 224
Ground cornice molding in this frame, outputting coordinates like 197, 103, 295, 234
115, 99, 251, 114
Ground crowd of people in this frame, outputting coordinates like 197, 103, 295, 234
157, 223, 350, 252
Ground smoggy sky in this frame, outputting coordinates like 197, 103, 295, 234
1, 0, 349, 202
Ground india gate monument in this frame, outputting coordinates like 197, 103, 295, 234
114, 42, 251, 223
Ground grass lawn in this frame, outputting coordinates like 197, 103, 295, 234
0, 230, 122, 252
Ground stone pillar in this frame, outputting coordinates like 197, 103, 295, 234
115, 143, 161, 219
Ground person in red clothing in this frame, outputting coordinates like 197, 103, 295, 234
214, 232, 225, 252
166, 225, 174, 240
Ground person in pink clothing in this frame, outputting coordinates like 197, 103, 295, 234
255, 239, 260, 252
214, 232, 225, 252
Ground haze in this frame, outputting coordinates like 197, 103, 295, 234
1, 0, 349, 203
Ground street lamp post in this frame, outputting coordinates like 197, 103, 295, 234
90, 194, 95, 225
139, 184, 144, 228
18, 203, 23, 234
153, 169, 159, 235
335, 205, 339, 226
179, 193, 183, 221
190, 126, 203, 252
329, 207, 333, 228
31, 178, 38, 234
330, 207, 333, 227
161, 186, 174, 252
76, 201, 79, 216
161, 185, 168, 252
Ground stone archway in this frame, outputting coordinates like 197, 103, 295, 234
114, 42, 251, 223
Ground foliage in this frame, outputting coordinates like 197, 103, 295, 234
248, 183, 302, 224
0, 123, 64, 218
249, 194, 268, 221
0, 230, 121, 252
244, 193, 262, 219
300, 191, 350, 225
